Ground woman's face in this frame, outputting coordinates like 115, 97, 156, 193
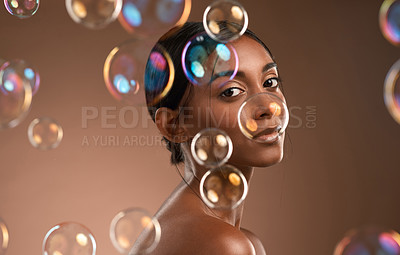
181, 35, 286, 169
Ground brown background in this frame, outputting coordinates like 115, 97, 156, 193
1, 0, 400, 254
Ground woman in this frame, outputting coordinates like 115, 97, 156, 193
135, 22, 286, 255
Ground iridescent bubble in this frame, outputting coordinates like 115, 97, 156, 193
104, 38, 156, 105
110, 208, 161, 254
4, 0, 39, 19
203, 0, 248, 43
191, 128, 233, 167
0, 60, 40, 96
380, 0, 400, 46
334, 226, 400, 255
145, 44, 175, 106
43, 222, 96, 255
0, 63, 32, 130
0, 218, 9, 255
238, 92, 289, 143
182, 32, 239, 86
200, 164, 248, 210
384, 59, 400, 124
28, 117, 63, 150
118, 0, 191, 36
65, 0, 123, 29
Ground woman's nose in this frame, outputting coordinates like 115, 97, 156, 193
254, 101, 280, 120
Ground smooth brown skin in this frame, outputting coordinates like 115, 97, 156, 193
132, 36, 286, 255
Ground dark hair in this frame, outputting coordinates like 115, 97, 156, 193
145, 22, 276, 164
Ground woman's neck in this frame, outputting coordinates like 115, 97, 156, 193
183, 159, 254, 228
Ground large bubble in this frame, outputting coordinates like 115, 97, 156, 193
65, 0, 123, 29
238, 92, 289, 143
110, 207, 161, 254
380, 0, 400, 46
0, 62, 32, 130
27, 117, 64, 150
0, 218, 9, 255
190, 128, 233, 168
4, 0, 40, 18
42, 222, 96, 255
334, 226, 400, 255
384, 59, 400, 124
182, 32, 239, 86
144, 43, 175, 106
104, 38, 155, 105
118, 0, 191, 36
203, 0, 248, 43
200, 164, 248, 210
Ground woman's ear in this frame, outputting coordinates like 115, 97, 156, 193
155, 107, 188, 143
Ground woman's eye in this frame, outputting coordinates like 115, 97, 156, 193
220, 87, 244, 98
263, 77, 280, 88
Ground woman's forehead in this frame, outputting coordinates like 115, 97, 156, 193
231, 36, 275, 73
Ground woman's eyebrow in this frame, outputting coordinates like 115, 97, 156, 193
263, 62, 278, 73
210, 62, 278, 83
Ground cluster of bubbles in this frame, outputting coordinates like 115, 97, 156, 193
1, 207, 161, 255
102, 0, 191, 106
0, 58, 63, 150
179, 0, 289, 210
3, 0, 40, 18
110, 208, 161, 254
380, 0, 400, 125
41, 207, 161, 255
103, 0, 249, 107
334, 226, 400, 255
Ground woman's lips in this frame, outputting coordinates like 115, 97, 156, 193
254, 131, 280, 143
252, 126, 281, 143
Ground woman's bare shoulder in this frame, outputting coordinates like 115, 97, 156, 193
149, 214, 256, 255
241, 228, 267, 255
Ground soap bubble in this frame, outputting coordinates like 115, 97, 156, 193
0, 218, 9, 255
144, 44, 175, 106
384, 59, 400, 124
0, 63, 32, 130
203, 0, 248, 43
28, 117, 63, 150
65, 0, 123, 29
110, 207, 161, 254
43, 222, 96, 255
104, 38, 155, 105
238, 92, 289, 143
118, 0, 191, 36
182, 32, 239, 86
380, 0, 400, 46
200, 164, 248, 210
191, 128, 233, 167
334, 226, 400, 255
4, 0, 40, 19
0, 60, 40, 96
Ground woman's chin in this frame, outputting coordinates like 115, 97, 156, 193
228, 152, 284, 169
